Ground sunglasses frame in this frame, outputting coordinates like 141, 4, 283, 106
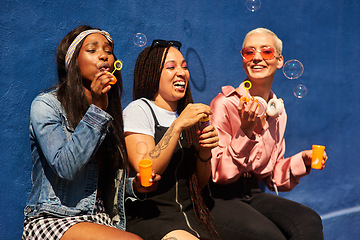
241, 46, 278, 62
150, 39, 182, 50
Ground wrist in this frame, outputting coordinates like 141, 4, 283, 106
172, 120, 184, 135
196, 152, 212, 162
240, 126, 255, 139
302, 151, 312, 166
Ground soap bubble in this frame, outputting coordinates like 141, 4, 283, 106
133, 33, 147, 47
246, 0, 261, 12
283, 59, 304, 79
293, 84, 307, 98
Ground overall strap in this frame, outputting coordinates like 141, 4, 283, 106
141, 99, 161, 128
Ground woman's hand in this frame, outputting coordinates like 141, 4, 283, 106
302, 150, 328, 169
126, 103, 213, 177
133, 172, 161, 194
174, 103, 212, 132
238, 96, 260, 138
195, 124, 218, 189
198, 125, 219, 159
90, 71, 114, 110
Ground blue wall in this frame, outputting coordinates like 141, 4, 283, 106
1, 0, 359, 239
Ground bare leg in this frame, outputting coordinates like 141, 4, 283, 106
61, 222, 143, 240
161, 230, 199, 240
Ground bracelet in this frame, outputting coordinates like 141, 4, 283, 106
196, 152, 212, 162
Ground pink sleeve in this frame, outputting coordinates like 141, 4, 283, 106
209, 93, 257, 184
265, 137, 311, 191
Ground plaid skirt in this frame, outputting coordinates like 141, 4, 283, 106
22, 199, 116, 240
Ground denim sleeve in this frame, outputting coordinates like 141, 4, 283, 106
30, 97, 113, 180
125, 177, 146, 201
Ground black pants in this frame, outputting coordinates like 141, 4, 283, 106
207, 180, 324, 240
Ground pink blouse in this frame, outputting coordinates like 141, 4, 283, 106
209, 84, 311, 192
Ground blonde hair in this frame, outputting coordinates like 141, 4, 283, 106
242, 28, 283, 54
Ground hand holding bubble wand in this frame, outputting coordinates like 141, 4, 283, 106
242, 80, 252, 102
240, 80, 283, 117
241, 80, 266, 116
107, 60, 123, 85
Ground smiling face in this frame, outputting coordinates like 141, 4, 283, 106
154, 47, 190, 111
77, 33, 115, 82
242, 33, 283, 83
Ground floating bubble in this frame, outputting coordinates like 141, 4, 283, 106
283, 59, 304, 79
133, 33, 147, 47
183, 19, 192, 37
246, 0, 261, 12
136, 141, 149, 156
293, 84, 307, 98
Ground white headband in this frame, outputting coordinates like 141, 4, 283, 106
65, 29, 113, 70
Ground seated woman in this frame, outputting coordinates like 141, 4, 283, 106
209, 27, 326, 240
123, 39, 220, 240
22, 25, 159, 240
123, 39, 250, 240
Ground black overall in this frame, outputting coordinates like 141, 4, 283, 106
125, 100, 213, 239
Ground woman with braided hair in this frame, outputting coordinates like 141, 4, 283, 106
123, 39, 218, 239
124, 40, 247, 240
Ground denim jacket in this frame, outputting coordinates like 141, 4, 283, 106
24, 89, 136, 230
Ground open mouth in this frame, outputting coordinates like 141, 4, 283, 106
251, 65, 266, 70
173, 80, 186, 90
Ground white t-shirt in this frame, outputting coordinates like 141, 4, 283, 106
123, 98, 178, 137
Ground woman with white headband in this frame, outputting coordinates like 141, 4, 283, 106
22, 25, 160, 240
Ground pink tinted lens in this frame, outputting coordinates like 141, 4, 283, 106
241, 48, 255, 61
260, 47, 276, 60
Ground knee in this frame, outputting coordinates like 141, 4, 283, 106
290, 206, 324, 239
299, 206, 323, 227
162, 230, 198, 240
215, 219, 286, 240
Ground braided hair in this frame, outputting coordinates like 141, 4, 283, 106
133, 44, 217, 237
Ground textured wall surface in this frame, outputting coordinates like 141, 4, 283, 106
1, 0, 359, 239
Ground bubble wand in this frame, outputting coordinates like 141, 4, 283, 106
241, 80, 268, 116
107, 60, 123, 85
242, 80, 252, 102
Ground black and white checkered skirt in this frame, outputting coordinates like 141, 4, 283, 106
22, 199, 116, 240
